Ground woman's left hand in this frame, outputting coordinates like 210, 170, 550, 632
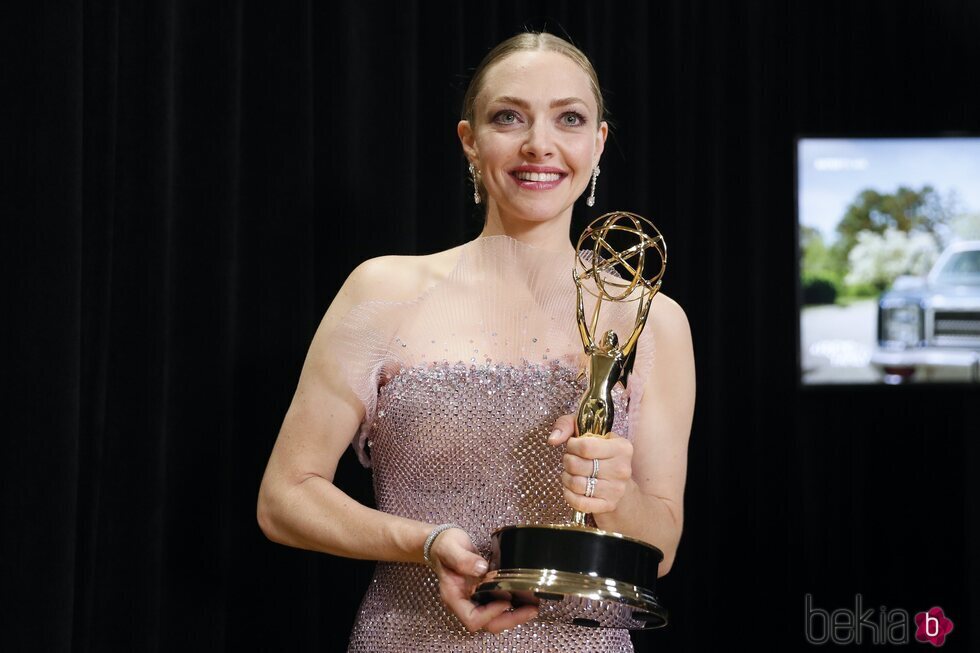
546, 413, 633, 516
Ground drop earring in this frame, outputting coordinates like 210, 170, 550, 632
586, 165, 601, 207
468, 163, 482, 204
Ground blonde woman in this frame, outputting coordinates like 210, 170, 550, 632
257, 31, 695, 652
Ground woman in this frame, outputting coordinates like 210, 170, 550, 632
257, 31, 695, 652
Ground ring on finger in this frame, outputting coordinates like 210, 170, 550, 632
585, 476, 597, 498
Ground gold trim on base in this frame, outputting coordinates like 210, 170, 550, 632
477, 567, 661, 612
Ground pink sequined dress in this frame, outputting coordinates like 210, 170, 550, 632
326, 235, 657, 653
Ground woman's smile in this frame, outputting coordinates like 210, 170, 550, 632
509, 165, 568, 191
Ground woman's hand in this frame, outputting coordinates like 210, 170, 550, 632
547, 413, 634, 515
428, 528, 539, 634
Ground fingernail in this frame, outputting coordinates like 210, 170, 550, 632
475, 560, 488, 574
548, 429, 560, 442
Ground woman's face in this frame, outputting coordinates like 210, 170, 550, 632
458, 50, 608, 227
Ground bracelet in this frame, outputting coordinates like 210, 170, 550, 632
423, 523, 462, 568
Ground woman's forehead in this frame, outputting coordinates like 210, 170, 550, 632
477, 51, 595, 111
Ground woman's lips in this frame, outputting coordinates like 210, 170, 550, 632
509, 172, 566, 190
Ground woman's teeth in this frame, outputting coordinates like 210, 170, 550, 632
514, 171, 562, 182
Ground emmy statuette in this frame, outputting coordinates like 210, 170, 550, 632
472, 212, 669, 630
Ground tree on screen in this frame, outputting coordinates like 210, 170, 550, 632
828, 185, 953, 290
844, 228, 939, 292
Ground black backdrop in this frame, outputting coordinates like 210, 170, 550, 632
5, 1, 980, 651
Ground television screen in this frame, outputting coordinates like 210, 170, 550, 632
797, 136, 980, 385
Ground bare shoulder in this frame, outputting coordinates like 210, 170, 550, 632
650, 291, 689, 323
647, 292, 693, 348
347, 244, 465, 304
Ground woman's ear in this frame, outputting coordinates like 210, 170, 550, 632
457, 120, 479, 164
594, 120, 608, 166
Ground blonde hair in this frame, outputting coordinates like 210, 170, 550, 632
461, 31, 610, 208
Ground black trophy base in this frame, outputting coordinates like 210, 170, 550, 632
471, 524, 668, 630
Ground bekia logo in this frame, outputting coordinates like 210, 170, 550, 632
805, 594, 954, 647
914, 607, 954, 647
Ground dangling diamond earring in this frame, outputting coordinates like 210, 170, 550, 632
468, 163, 482, 204
586, 165, 601, 207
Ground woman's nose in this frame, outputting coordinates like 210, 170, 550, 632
521, 122, 555, 159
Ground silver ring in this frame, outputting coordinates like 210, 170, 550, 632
590, 458, 600, 479
585, 476, 597, 498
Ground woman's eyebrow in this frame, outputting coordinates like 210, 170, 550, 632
489, 96, 588, 109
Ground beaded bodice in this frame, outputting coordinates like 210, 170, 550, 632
347, 360, 633, 652
368, 360, 630, 554
323, 235, 657, 652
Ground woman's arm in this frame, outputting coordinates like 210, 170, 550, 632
592, 294, 695, 577
256, 257, 431, 563
550, 294, 693, 578
257, 256, 539, 635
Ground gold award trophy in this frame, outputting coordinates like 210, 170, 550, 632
473, 212, 669, 630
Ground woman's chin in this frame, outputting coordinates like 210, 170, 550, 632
494, 201, 577, 224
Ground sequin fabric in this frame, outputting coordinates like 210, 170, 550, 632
323, 235, 657, 652
346, 360, 635, 652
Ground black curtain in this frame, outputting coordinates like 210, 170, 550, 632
5, 1, 980, 651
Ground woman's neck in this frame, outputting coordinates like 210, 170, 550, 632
478, 207, 576, 257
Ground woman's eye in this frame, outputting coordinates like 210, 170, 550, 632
492, 110, 586, 126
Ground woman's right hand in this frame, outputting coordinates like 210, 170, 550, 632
428, 528, 539, 634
